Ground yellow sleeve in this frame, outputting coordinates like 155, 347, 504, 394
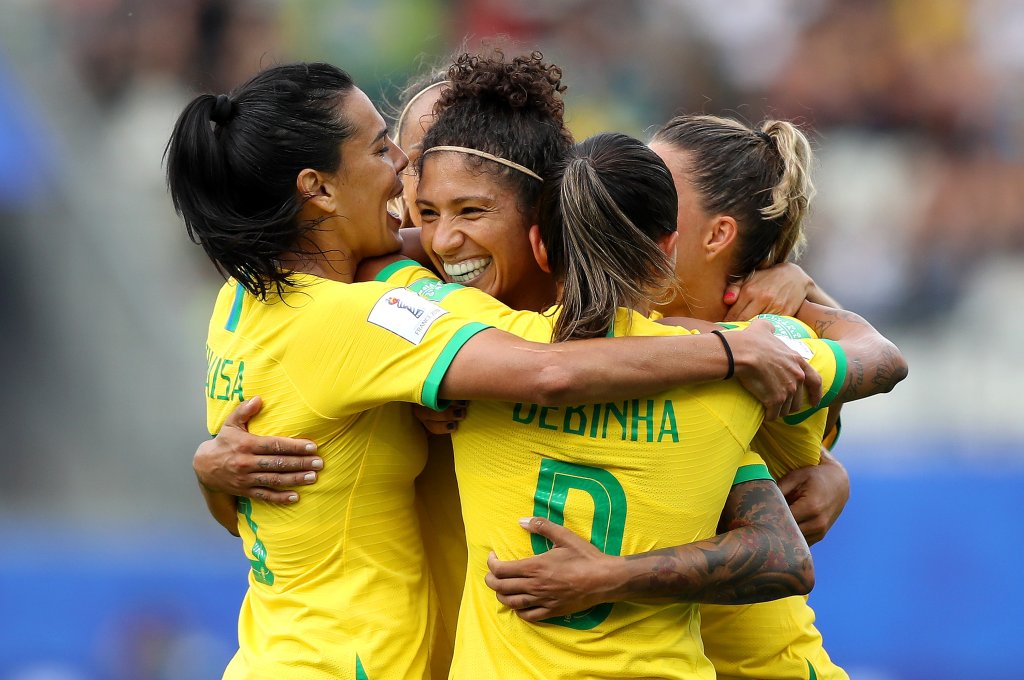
718, 315, 846, 477
284, 279, 490, 414
716, 314, 846, 423
732, 449, 773, 486
752, 336, 842, 477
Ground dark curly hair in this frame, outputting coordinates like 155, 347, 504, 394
419, 50, 573, 216
164, 62, 355, 299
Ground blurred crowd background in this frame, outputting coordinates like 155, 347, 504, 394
1, 0, 1021, 678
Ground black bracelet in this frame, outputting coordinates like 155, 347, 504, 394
710, 330, 735, 380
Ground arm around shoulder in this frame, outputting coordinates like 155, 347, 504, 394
796, 301, 908, 401
437, 327, 736, 406
485, 478, 814, 620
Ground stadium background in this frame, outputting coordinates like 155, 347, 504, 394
1, 0, 1021, 678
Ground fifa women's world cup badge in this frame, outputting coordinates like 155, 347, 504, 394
368, 288, 447, 343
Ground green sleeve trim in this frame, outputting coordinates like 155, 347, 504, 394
716, 322, 742, 330
408, 277, 465, 302
783, 338, 848, 425
732, 463, 773, 486
225, 283, 245, 332
421, 322, 491, 410
373, 259, 421, 283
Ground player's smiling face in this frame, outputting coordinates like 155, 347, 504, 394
415, 151, 554, 311
328, 88, 408, 260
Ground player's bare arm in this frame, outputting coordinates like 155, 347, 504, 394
797, 302, 909, 400
485, 478, 813, 621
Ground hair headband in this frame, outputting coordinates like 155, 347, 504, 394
424, 145, 543, 182
395, 80, 448, 143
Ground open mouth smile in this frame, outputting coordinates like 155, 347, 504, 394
442, 257, 492, 283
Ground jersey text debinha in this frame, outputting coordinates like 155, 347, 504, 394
511, 400, 679, 442
205, 344, 245, 402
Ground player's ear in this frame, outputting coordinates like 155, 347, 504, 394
297, 168, 336, 213
705, 215, 737, 262
529, 224, 551, 273
658, 231, 679, 264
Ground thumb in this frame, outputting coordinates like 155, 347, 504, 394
224, 395, 262, 429
723, 284, 741, 306
776, 469, 807, 501
776, 472, 799, 497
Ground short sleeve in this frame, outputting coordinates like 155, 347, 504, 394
285, 280, 490, 414
732, 449, 773, 486
716, 315, 846, 478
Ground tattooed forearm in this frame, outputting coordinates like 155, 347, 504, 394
840, 340, 908, 401
810, 307, 864, 338
809, 307, 866, 338
798, 301, 908, 403
841, 356, 865, 401
871, 344, 909, 392
619, 480, 813, 604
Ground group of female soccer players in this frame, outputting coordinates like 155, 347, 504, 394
169, 49, 907, 680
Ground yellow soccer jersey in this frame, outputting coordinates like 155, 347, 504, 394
699, 595, 848, 680
379, 262, 848, 680
700, 316, 849, 680
206, 275, 488, 680
717, 316, 846, 479
415, 436, 467, 679
378, 262, 801, 679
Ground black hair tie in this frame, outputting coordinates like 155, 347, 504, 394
710, 330, 735, 380
211, 94, 235, 125
757, 130, 773, 145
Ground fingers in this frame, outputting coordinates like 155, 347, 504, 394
796, 516, 828, 546
486, 550, 533, 580
726, 297, 759, 323
788, 497, 822, 526
517, 517, 580, 547
776, 470, 804, 497
254, 436, 318, 457
799, 360, 823, 410
250, 470, 320, 488
723, 285, 741, 308
514, 607, 553, 623
762, 391, 783, 422
412, 402, 468, 434
485, 573, 536, 599
249, 487, 301, 505
248, 453, 323, 473
223, 396, 263, 429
